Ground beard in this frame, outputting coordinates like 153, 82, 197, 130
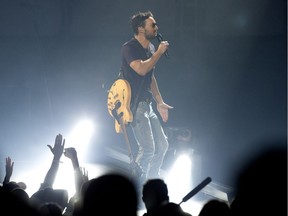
145, 31, 156, 41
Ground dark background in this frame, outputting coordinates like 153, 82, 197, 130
0, 0, 286, 187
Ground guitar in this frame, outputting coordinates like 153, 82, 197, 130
107, 79, 133, 133
107, 79, 143, 178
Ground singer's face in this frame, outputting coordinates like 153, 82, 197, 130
143, 17, 158, 41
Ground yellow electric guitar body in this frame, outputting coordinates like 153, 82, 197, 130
107, 79, 143, 178
107, 79, 133, 133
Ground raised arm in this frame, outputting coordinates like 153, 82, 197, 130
39, 133, 65, 190
63, 147, 89, 216
3, 156, 14, 185
64, 147, 88, 194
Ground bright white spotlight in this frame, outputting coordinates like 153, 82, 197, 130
165, 153, 193, 204
66, 119, 95, 155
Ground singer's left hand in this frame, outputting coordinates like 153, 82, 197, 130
157, 102, 173, 122
158, 41, 169, 55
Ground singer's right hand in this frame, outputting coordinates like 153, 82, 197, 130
158, 41, 169, 55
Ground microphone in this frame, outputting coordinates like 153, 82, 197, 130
178, 177, 212, 205
156, 33, 169, 58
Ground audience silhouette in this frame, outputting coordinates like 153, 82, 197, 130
230, 142, 287, 216
73, 172, 138, 216
198, 199, 231, 216
1, 156, 38, 216
0, 185, 40, 216
1, 134, 286, 216
38, 202, 64, 216
1, 133, 90, 216
141, 178, 192, 216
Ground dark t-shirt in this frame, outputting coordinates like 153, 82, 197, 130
120, 37, 155, 114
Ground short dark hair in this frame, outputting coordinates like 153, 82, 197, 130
130, 11, 154, 34
142, 179, 169, 203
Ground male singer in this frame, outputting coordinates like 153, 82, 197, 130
118, 11, 173, 182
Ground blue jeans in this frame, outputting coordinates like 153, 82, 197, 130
130, 101, 169, 179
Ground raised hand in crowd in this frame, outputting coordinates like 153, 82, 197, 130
63, 147, 89, 216
2, 156, 27, 192
41, 133, 66, 189
64, 147, 89, 192
30, 133, 69, 214
3, 156, 14, 185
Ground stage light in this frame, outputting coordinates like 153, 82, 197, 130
165, 153, 193, 204
66, 118, 95, 156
